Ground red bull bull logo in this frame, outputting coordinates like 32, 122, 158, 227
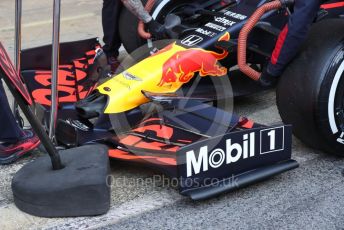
158, 32, 230, 87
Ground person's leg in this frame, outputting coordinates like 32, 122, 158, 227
0, 79, 23, 143
267, 0, 321, 76
0, 79, 40, 164
102, 0, 123, 58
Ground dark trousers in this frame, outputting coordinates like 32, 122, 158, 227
268, 0, 321, 76
102, 0, 123, 57
0, 79, 23, 142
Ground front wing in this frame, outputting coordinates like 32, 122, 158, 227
104, 101, 298, 200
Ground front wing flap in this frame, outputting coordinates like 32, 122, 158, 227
176, 125, 298, 200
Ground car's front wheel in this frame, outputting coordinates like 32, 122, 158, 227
276, 19, 344, 156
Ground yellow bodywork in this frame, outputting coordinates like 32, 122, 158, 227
98, 44, 187, 114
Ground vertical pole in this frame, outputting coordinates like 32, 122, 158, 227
49, 0, 61, 142
14, 0, 22, 72
13, 0, 23, 127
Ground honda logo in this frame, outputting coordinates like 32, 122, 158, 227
181, 35, 203, 47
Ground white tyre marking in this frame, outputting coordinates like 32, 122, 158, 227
152, 0, 171, 19
337, 132, 344, 144
328, 60, 344, 134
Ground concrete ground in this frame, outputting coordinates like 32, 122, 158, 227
0, 1, 344, 229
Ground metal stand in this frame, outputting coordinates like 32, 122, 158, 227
8, 0, 111, 217
13, 0, 23, 128
12, 0, 61, 141
14, 0, 22, 72
49, 0, 61, 142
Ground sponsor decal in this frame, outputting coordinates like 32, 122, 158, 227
110, 77, 131, 90
123, 71, 142, 81
186, 127, 285, 177
195, 28, 217, 37
205, 22, 227, 32
214, 16, 236, 27
224, 10, 247, 20
260, 126, 285, 154
181, 35, 204, 46
186, 132, 255, 177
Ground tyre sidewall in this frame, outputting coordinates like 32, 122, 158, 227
317, 44, 344, 154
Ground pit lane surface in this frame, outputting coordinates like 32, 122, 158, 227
0, 1, 344, 229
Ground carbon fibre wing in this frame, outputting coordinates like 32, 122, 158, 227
105, 99, 298, 199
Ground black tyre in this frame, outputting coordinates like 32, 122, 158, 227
277, 19, 344, 156
118, 0, 148, 54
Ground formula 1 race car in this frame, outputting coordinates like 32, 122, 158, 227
2, 0, 344, 201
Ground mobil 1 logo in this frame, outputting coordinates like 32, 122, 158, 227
177, 126, 292, 181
